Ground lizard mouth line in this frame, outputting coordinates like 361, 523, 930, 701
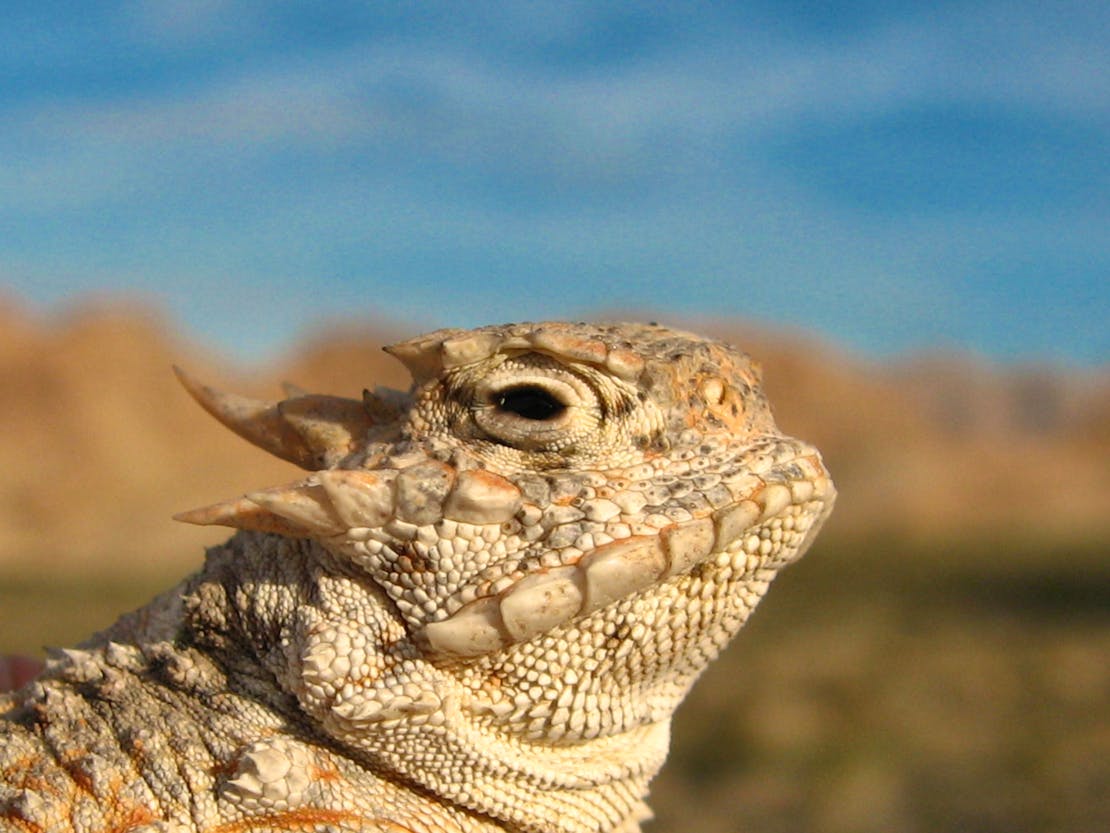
419, 467, 834, 657
176, 437, 833, 661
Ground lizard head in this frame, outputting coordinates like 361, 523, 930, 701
176, 321, 835, 744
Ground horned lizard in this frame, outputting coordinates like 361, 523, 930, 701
0, 321, 834, 833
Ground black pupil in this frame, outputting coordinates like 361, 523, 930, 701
496, 386, 566, 421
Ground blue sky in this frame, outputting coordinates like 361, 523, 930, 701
1, 1, 1106, 365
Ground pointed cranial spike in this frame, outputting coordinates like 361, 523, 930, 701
174, 480, 346, 538
173, 496, 322, 537
245, 481, 346, 537
383, 334, 449, 384
173, 366, 317, 469
175, 367, 377, 469
276, 394, 375, 467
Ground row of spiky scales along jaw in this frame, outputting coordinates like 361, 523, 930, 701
177, 431, 831, 644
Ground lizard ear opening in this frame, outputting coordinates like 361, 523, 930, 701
173, 366, 376, 470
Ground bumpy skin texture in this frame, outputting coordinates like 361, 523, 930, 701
0, 322, 835, 833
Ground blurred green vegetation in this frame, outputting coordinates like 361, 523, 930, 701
1, 536, 1107, 832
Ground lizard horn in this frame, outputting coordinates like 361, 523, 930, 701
384, 329, 507, 382
174, 479, 346, 538
382, 336, 445, 385
173, 367, 375, 470
173, 496, 310, 537
274, 394, 375, 467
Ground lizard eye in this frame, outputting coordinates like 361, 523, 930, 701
472, 368, 598, 451
495, 386, 567, 421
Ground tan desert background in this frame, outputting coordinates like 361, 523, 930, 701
1, 295, 1107, 832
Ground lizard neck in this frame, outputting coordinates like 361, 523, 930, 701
355, 704, 667, 833
186, 532, 663, 833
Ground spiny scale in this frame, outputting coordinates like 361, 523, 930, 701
172, 365, 388, 470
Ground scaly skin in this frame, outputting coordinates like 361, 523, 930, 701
0, 321, 834, 833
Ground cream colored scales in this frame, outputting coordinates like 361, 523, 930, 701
2, 322, 834, 833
